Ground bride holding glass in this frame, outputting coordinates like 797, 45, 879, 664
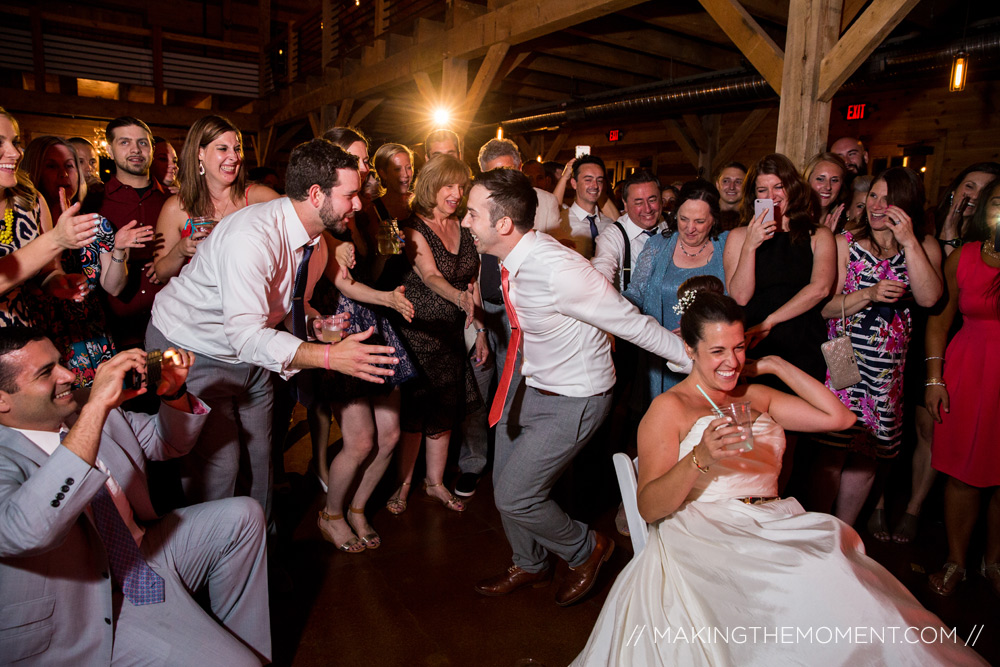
571, 282, 986, 666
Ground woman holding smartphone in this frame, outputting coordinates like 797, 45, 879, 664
723, 153, 836, 387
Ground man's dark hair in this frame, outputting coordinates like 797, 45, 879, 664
475, 168, 537, 233
0, 328, 47, 393
542, 161, 562, 182
285, 139, 359, 201
572, 154, 606, 180
714, 161, 747, 181
105, 116, 153, 143
621, 169, 661, 201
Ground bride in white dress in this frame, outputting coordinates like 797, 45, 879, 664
572, 288, 986, 666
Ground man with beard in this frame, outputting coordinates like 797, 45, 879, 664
830, 136, 869, 176
97, 118, 165, 350
148, 139, 398, 519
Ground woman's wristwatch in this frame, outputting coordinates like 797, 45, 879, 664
160, 382, 188, 401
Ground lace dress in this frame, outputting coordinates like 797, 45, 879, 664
815, 232, 912, 458
395, 216, 481, 435
571, 414, 987, 666
0, 201, 44, 328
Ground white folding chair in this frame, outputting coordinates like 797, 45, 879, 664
613, 452, 649, 554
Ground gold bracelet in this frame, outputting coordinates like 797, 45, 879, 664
925, 377, 944, 384
925, 381, 946, 387
691, 449, 710, 474
925, 356, 944, 362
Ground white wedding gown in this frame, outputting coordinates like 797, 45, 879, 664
572, 414, 986, 666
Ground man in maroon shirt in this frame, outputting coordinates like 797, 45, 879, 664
98, 117, 168, 350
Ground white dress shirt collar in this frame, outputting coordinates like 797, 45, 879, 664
618, 214, 665, 240
280, 197, 317, 249
14, 426, 65, 455
501, 229, 538, 278
570, 201, 600, 221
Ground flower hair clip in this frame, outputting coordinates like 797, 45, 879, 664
673, 289, 698, 315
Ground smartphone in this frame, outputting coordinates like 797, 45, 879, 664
754, 198, 774, 224
575, 145, 590, 159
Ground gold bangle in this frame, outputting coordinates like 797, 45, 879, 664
691, 449, 710, 474
925, 377, 944, 384
925, 381, 946, 387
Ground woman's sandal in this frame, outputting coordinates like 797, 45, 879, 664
348, 506, 381, 549
982, 559, 1000, 598
423, 481, 465, 512
317, 510, 365, 553
891, 512, 919, 544
928, 562, 966, 596
386, 482, 410, 515
866, 508, 891, 542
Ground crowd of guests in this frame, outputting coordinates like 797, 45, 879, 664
0, 98, 995, 664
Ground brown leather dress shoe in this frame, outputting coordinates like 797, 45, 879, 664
556, 531, 614, 607
475, 564, 552, 597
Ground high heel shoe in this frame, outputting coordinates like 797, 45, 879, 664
317, 510, 365, 553
423, 481, 465, 512
348, 506, 381, 549
386, 482, 410, 515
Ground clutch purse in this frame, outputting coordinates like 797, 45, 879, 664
821, 297, 861, 390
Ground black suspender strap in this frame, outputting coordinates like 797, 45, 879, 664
613, 221, 631, 290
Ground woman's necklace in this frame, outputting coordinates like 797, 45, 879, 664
0, 203, 14, 245
211, 194, 233, 220
982, 237, 1000, 264
678, 237, 709, 257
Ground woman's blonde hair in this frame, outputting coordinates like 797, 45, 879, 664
372, 142, 414, 199
411, 155, 471, 218
178, 115, 247, 218
0, 108, 38, 212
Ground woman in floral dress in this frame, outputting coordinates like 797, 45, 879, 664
809, 167, 943, 529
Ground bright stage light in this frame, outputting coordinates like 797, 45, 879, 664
433, 107, 451, 126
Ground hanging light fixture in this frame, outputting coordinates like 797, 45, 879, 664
950, 52, 969, 92
496, 126, 503, 140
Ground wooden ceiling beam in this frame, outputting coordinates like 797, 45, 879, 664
565, 26, 741, 71
526, 54, 653, 88
697, 0, 785, 94
537, 43, 674, 80
819, 0, 920, 101
267, 0, 649, 125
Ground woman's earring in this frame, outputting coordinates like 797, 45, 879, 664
198, 161, 206, 176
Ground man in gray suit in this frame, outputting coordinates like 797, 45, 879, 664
0, 329, 270, 665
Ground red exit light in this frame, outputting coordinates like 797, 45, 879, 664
608, 129, 621, 142
846, 103, 866, 120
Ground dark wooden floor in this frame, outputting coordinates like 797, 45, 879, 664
269, 415, 998, 667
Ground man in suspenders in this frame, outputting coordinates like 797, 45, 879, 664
591, 170, 665, 291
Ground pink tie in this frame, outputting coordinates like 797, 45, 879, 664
489, 266, 522, 427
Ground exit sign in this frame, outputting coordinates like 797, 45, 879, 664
607, 129, 622, 142
841, 103, 870, 121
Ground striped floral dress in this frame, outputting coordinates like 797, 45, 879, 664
816, 232, 912, 459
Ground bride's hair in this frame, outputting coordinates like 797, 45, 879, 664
679, 287, 745, 347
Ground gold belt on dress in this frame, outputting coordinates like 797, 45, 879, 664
738, 496, 780, 505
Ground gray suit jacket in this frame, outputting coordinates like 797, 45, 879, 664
0, 403, 207, 665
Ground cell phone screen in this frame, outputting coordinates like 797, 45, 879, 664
754, 198, 774, 224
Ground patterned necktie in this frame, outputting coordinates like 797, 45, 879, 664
488, 266, 523, 427
292, 242, 315, 341
90, 485, 165, 605
642, 229, 658, 237
587, 215, 599, 241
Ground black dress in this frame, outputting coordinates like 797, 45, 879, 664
744, 231, 827, 388
395, 215, 481, 436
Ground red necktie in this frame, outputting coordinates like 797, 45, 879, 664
489, 266, 522, 427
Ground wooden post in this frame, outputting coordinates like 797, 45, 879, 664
321, 0, 333, 68
30, 8, 46, 91
287, 23, 297, 83
774, 0, 843, 169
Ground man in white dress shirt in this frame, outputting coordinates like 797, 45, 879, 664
148, 140, 397, 519
560, 154, 614, 258
453, 139, 567, 498
463, 169, 690, 606
591, 170, 666, 292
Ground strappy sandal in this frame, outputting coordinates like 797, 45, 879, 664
348, 506, 381, 549
386, 482, 410, 515
317, 510, 365, 553
866, 508, 890, 542
928, 562, 966, 596
891, 512, 919, 544
423, 481, 465, 512
982, 559, 1000, 598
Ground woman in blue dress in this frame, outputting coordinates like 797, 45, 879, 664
624, 179, 729, 406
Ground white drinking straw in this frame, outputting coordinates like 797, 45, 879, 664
696, 384, 725, 417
